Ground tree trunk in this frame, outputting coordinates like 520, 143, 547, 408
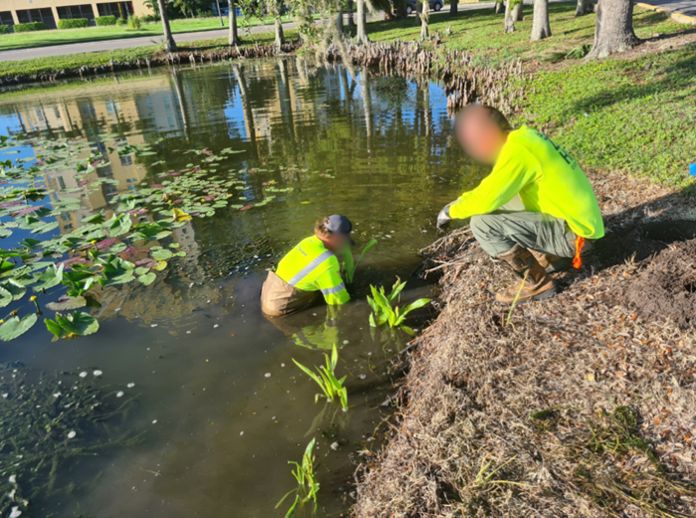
495, 1, 504, 14
420, 0, 429, 41
156, 0, 176, 52
335, 10, 343, 36
531, 0, 551, 40
450, 0, 458, 16
274, 16, 285, 49
575, 0, 594, 16
586, 0, 638, 59
504, 1, 515, 32
228, 0, 239, 46
514, 2, 523, 21
356, 0, 369, 43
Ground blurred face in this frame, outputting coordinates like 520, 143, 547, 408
321, 232, 351, 253
455, 108, 508, 165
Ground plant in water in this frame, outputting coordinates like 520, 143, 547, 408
44, 310, 99, 340
343, 238, 377, 284
276, 438, 320, 518
292, 344, 348, 411
367, 277, 431, 333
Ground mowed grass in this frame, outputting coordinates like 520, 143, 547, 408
0, 14, 291, 52
367, 3, 689, 65
368, 3, 695, 184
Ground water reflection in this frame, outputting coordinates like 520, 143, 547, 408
0, 59, 482, 517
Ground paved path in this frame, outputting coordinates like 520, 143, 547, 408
637, 0, 696, 22
0, 2, 505, 63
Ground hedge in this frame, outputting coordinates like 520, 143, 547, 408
0, 24, 12, 34
13, 22, 46, 32
96, 15, 118, 26
57, 18, 89, 29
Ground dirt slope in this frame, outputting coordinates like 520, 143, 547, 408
353, 172, 696, 517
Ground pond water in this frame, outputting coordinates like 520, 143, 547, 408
0, 59, 483, 517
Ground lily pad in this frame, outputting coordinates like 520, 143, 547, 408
0, 314, 38, 342
45, 296, 87, 311
44, 311, 99, 340
137, 272, 156, 286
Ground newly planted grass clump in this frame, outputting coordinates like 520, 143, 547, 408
293, 344, 348, 412
276, 438, 320, 518
343, 238, 377, 284
367, 277, 430, 334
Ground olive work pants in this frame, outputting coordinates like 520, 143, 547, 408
470, 211, 577, 259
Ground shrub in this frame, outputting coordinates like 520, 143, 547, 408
0, 24, 12, 34
57, 18, 89, 29
116, 17, 128, 25
96, 15, 118, 26
142, 14, 160, 22
13, 22, 46, 32
127, 16, 142, 30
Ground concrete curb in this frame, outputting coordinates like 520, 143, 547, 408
636, 2, 696, 25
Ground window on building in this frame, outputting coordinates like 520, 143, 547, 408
16, 8, 56, 28
0, 11, 13, 27
97, 2, 134, 18
57, 4, 96, 21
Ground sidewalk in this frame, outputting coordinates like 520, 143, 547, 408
636, 0, 696, 24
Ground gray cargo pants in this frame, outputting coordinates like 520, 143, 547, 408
470, 211, 576, 258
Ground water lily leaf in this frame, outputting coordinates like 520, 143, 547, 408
137, 272, 156, 286
107, 213, 132, 237
153, 260, 167, 271
0, 226, 12, 238
150, 248, 173, 261
33, 263, 64, 291
44, 311, 99, 340
0, 314, 38, 342
2, 279, 27, 300
45, 296, 87, 311
0, 286, 12, 308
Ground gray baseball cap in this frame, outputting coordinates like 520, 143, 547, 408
325, 214, 353, 236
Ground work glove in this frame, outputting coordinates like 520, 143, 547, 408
436, 203, 453, 230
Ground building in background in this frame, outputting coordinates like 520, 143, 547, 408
0, 0, 151, 28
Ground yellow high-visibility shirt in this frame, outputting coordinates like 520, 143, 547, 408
449, 125, 605, 239
276, 236, 350, 305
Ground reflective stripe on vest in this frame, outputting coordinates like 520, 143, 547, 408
287, 250, 334, 287
321, 282, 346, 296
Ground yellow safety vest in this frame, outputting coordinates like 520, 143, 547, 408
276, 236, 350, 306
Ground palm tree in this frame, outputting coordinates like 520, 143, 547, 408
156, 0, 176, 52
228, 0, 239, 45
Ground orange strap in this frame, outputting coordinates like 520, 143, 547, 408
572, 236, 586, 270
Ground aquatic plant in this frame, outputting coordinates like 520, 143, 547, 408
0, 133, 293, 342
275, 438, 320, 518
293, 344, 348, 411
44, 310, 99, 340
343, 238, 378, 284
367, 277, 431, 333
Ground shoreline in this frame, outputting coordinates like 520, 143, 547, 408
353, 171, 696, 516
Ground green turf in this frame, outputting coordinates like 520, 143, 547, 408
0, 15, 291, 52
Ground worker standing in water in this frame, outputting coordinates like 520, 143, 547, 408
437, 104, 604, 303
261, 215, 352, 317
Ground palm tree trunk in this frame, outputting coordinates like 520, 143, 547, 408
156, 0, 176, 52
531, 0, 551, 40
228, 0, 239, 46
586, 0, 638, 58
450, 0, 458, 16
576, 0, 594, 16
420, 0, 429, 41
356, 0, 368, 43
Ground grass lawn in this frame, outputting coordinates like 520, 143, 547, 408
368, 3, 696, 185
0, 15, 291, 52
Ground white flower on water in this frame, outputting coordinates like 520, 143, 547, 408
67, 430, 77, 439
152, 419, 158, 425
116, 391, 124, 398
8, 475, 16, 484
127, 382, 135, 389
264, 372, 271, 378
92, 370, 103, 377
79, 371, 88, 378
52, 392, 62, 398
2, 393, 8, 399
9, 506, 22, 518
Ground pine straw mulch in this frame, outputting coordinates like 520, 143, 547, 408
353, 172, 696, 518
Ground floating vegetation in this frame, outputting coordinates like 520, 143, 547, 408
276, 438, 320, 518
0, 363, 140, 516
0, 134, 293, 342
343, 238, 378, 285
293, 344, 348, 412
367, 278, 430, 334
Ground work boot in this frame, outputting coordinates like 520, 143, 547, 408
494, 245, 556, 303
529, 249, 567, 273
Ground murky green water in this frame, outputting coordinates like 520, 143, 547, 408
0, 59, 482, 517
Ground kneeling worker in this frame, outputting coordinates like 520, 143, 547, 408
261, 215, 352, 317
437, 105, 604, 303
